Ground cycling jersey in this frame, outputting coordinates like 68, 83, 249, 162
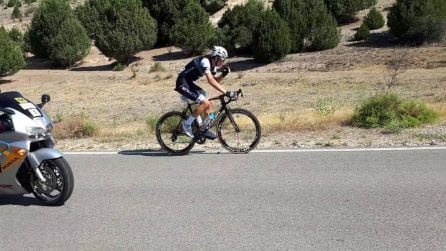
175, 56, 217, 103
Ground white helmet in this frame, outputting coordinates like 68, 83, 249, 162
210, 46, 228, 59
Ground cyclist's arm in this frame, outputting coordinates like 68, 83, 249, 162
205, 72, 226, 94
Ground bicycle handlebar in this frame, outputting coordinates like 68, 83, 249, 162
209, 88, 243, 102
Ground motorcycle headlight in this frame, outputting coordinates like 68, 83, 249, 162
26, 126, 47, 138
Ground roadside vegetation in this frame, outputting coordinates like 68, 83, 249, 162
0, 0, 445, 148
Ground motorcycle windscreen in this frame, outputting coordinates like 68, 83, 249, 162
0, 91, 42, 119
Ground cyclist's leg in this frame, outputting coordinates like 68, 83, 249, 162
175, 77, 209, 136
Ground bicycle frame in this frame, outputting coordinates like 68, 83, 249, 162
178, 89, 242, 133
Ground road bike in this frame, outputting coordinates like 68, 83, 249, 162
156, 89, 261, 155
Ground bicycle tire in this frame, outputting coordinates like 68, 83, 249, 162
156, 111, 195, 155
217, 108, 261, 153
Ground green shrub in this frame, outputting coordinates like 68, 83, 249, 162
388, 0, 446, 44
48, 18, 91, 67
217, 0, 264, 54
170, 0, 216, 55
274, 0, 339, 52
24, 0, 35, 4
305, 0, 340, 51
8, 27, 24, 50
142, 0, 187, 47
0, 27, 25, 77
324, 0, 360, 23
352, 93, 439, 129
112, 63, 125, 71
77, 0, 156, 64
273, 0, 306, 52
7, 0, 21, 8
354, 23, 370, 40
11, 6, 22, 20
200, 0, 227, 14
364, 7, 385, 30
252, 10, 291, 63
28, 0, 90, 66
146, 114, 159, 132
360, 0, 377, 9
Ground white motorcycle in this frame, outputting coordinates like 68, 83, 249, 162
0, 91, 74, 206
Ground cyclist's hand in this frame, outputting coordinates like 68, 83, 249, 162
221, 66, 231, 77
226, 91, 237, 100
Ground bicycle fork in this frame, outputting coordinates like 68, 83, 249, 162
224, 110, 241, 133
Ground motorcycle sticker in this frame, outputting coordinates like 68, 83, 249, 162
0, 148, 26, 173
14, 97, 29, 104
28, 108, 41, 117
18, 103, 42, 117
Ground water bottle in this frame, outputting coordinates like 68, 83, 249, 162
203, 112, 216, 130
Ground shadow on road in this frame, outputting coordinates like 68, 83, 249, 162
0, 195, 45, 206
118, 149, 229, 156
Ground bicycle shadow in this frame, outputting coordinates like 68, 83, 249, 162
118, 148, 229, 156
0, 195, 46, 206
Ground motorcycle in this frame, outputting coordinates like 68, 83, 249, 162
0, 91, 74, 206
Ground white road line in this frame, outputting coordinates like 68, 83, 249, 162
63, 146, 446, 155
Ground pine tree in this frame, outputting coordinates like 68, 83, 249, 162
28, 0, 90, 66
0, 27, 25, 77
77, 0, 157, 64
388, 0, 446, 44
170, 0, 216, 55
218, 0, 264, 54
252, 10, 291, 63
364, 7, 385, 30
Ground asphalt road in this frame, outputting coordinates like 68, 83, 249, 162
1, 148, 445, 250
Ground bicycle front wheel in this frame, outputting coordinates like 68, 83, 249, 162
156, 111, 195, 155
217, 108, 261, 153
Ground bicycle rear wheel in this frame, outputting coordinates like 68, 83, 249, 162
217, 108, 261, 153
156, 111, 195, 155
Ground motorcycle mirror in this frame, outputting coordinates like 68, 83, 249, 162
39, 94, 51, 108
41, 94, 50, 104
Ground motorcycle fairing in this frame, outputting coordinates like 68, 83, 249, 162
0, 92, 43, 119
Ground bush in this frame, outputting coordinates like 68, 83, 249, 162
274, 0, 339, 52
8, 27, 24, 50
217, 0, 264, 54
28, 0, 90, 66
354, 23, 370, 40
364, 7, 385, 30
170, 0, 216, 55
305, 0, 340, 51
0, 27, 25, 77
11, 6, 22, 20
324, 0, 376, 23
252, 10, 291, 63
388, 0, 446, 44
48, 18, 91, 66
200, 0, 227, 14
273, 0, 306, 52
142, 0, 186, 47
77, 0, 156, 64
360, 0, 377, 9
352, 93, 439, 129
7, 0, 21, 8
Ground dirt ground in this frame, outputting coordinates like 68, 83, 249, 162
1, 0, 446, 152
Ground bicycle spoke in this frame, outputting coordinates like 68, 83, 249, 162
156, 111, 195, 154
217, 109, 261, 153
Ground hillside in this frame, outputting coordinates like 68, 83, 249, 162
0, 0, 445, 151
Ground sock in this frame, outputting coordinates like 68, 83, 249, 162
196, 116, 203, 126
185, 116, 195, 125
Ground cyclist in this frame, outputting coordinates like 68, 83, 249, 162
175, 46, 236, 139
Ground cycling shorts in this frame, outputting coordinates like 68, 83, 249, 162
175, 76, 207, 104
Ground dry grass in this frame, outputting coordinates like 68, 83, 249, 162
259, 108, 353, 133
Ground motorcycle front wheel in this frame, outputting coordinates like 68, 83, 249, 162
30, 158, 74, 206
